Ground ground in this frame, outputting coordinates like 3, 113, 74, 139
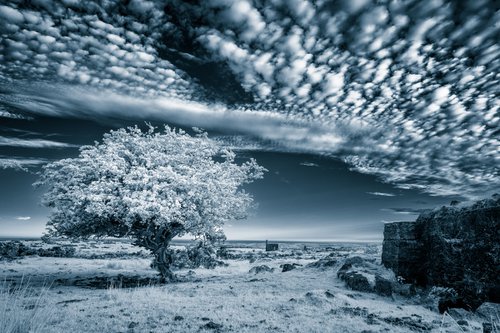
0, 239, 490, 332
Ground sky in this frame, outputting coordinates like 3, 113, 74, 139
0, 0, 498, 240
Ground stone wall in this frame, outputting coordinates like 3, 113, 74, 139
382, 197, 500, 309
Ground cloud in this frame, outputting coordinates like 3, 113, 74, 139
15, 216, 31, 220
1, 83, 369, 155
381, 208, 430, 215
367, 192, 396, 197
300, 162, 319, 167
0, 5, 24, 24
0, 157, 48, 171
0, 136, 77, 148
0, 0, 498, 199
0, 109, 32, 120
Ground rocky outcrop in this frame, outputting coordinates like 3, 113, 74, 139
381, 222, 423, 284
382, 196, 500, 310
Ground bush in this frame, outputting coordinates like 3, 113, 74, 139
170, 242, 227, 269
37, 246, 76, 258
426, 287, 466, 313
0, 242, 36, 259
0, 241, 75, 260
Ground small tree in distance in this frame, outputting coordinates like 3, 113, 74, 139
35, 126, 266, 281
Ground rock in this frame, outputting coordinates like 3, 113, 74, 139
337, 257, 365, 279
392, 283, 416, 297
456, 319, 468, 326
381, 196, 500, 310
128, 322, 138, 329
365, 313, 377, 325
307, 257, 337, 269
374, 275, 392, 296
483, 322, 493, 333
381, 316, 431, 331
476, 302, 500, 320
247, 278, 264, 282
174, 315, 184, 321
202, 321, 223, 330
281, 263, 298, 272
324, 290, 335, 299
249, 265, 274, 274
447, 308, 471, 320
381, 222, 422, 284
342, 272, 373, 292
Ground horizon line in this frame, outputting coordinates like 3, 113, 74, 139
0, 235, 382, 243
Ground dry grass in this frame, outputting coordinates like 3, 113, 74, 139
0, 278, 53, 333
0, 240, 491, 332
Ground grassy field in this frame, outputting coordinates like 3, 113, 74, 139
0, 240, 490, 332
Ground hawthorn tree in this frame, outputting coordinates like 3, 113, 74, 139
36, 126, 266, 281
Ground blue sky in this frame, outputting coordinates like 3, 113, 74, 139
0, 0, 498, 239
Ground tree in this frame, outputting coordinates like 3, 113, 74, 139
35, 126, 266, 281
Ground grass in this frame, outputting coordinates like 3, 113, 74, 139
0, 278, 53, 333
0, 240, 492, 332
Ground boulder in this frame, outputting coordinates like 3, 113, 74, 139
337, 256, 365, 278
202, 321, 223, 330
392, 283, 416, 297
374, 275, 392, 296
475, 302, 500, 321
447, 308, 471, 320
307, 257, 337, 269
483, 322, 493, 333
281, 263, 300, 272
341, 272, 373, 292
249, 265, 274, 274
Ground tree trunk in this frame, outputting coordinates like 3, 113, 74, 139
153, 245, 176, 283
134, 222, 184, 282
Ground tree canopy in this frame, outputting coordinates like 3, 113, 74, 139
36, 126, 266, 279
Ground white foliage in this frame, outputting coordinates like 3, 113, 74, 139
36, 125, 266, 242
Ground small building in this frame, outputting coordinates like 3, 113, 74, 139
265, 240, 279, 251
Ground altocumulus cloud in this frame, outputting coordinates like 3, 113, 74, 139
0, 0, 498, 198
